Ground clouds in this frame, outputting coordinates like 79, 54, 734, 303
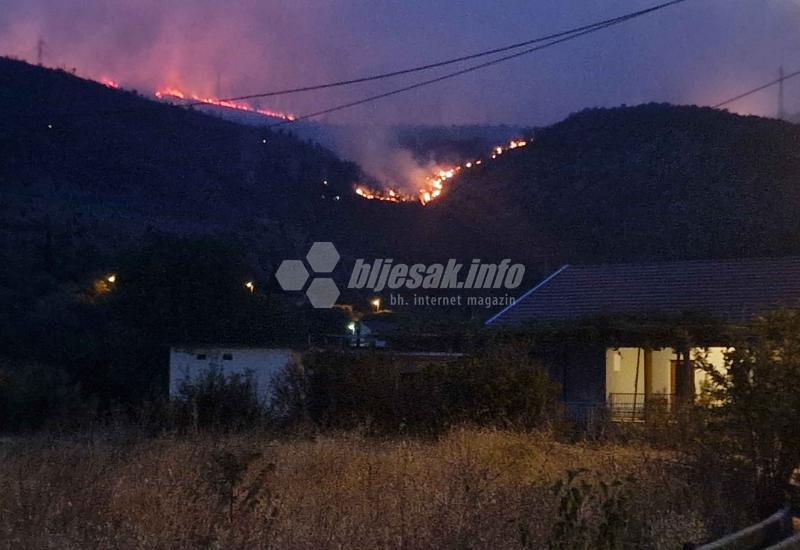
1, 0, 799, 125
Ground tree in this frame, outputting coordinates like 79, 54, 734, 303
699, 310, 800, 512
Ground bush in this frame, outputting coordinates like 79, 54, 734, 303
267, 360, 309, 425
281, 351, 404, 433
173, 366, 264, 431
0, 360, 88, 433
696, 309, 800, 515
272, 343, 560, 435
541, 469, 634, 550
415, 342, 560, 431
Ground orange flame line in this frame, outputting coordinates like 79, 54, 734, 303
155, 86, 296, 121
354, 138, 529, 206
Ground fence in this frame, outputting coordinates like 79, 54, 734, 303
687, 505, 799, 549
608, 392, 676, 422
563, 395, 676, 426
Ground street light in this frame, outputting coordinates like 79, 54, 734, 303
371, 297, 381, 312
245, 281, 255, 293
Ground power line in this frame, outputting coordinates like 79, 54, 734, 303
267, 0, 688, 127
713, 68, 800, 109
12, 0, 689, 124
184, 0, 689, 107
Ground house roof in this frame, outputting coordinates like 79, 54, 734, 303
486, 256, 800, 326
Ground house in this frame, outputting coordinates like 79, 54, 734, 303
346, 319, 391, 348
485, 257, 800, 419
169, 347, 299, 404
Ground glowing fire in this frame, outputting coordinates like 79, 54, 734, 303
354, 138, 529, 206
100, 77, 120, 89
87, 72, 524, 207
155, 86, 296, 121
354, 186, 416, 203
89, 71, 293, 120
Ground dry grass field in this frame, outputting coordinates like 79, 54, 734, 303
0, 427, 731, 549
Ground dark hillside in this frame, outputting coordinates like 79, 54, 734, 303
428, 104, 800, 264
0, 56, 359, 232
0, 57, 384, 294
6, 60, 800, 411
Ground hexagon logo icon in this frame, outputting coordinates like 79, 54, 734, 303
306, 278, 340, 309
275, 260, 309, 291
275, 242, 342, 308
306, 242, 340, 273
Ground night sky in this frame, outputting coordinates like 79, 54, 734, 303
1, 0, 799, 126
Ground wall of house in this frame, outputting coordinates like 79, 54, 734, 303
605, 348, 647, 397
651, 349, 673, 393
693, 347, 727, 394
604, 346, 728, 401
169, 347, 298, 403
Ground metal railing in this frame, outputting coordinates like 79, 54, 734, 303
608, 392, 676, 422
688, 505, 798, 549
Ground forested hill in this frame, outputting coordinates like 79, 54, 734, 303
0, 57, 409, 301
0, 56, 361, 235
5, 58, 800, 409
0, 57, 382, 400
427, 104, 800, 265
7, 57, 797, 275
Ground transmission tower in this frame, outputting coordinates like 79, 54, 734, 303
36, 38, 46, 65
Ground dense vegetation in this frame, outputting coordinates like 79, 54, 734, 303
0, 235, 347, 429
271, 344, 558, 435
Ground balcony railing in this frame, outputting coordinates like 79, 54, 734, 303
608, 392, 677, 422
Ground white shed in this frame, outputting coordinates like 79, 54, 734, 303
169, 347, 299, 404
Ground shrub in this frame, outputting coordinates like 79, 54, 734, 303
416, 342, 560, 431
696, 309, 800, 514
285, 351, 403, 433
0, 360, 88, 433
541, 469, 635, 550
267, 360, 309, 425
272, 343, 560, 435
174, 366, 264, 431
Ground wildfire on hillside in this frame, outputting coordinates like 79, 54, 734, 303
354, 187, 416, 202
155, 86, 296, 121
92, 74, 525, 207
354, 139, 528, 206
100, 77, 120, 89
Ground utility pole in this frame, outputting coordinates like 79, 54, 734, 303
36, 38, 45, 65
778, 66, 785, 120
